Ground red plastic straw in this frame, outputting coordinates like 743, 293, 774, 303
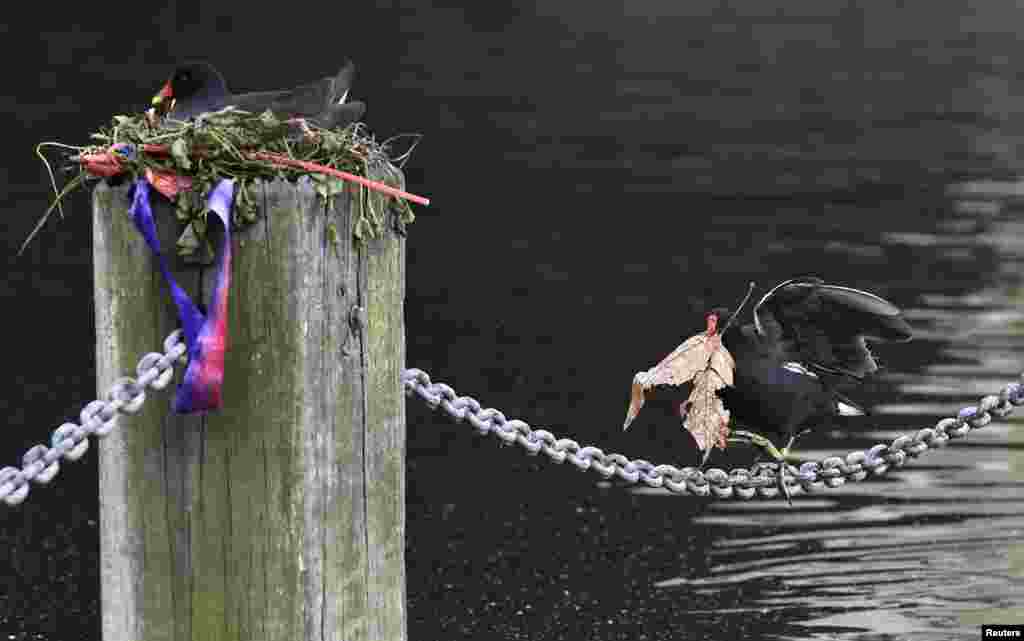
248, 151, 430, 206
79, 143, 431, 206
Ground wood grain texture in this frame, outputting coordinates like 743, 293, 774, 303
361, 174, 408, 641
95, 176, 406, 641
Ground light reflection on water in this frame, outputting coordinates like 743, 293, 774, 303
637, 180, 1024, 640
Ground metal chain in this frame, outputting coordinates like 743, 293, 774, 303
402, 368, 1024, 500
0, 331, 186, 506
4, 334, 1020, 505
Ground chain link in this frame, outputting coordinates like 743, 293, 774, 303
402, 368, 1024, 500
0, 331, 186, 506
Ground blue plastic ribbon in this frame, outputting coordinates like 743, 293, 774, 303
129, 178, 234, 413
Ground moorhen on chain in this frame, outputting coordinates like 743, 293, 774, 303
149, 60, 366, 128
715, 277, 913, 466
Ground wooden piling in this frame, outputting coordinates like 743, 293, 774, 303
93, 176, 407, 641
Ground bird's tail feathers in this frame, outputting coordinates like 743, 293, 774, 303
835, 392, 868, 416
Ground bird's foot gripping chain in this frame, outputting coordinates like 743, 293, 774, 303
728, 430, 802, 505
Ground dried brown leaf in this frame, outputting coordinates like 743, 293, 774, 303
707, 339, 735, 387
624, 376, 648, 430
685, 366, 732, 457
623, 332, 713, 430
638, 333, 714, 387
623, 285, 761, 463
623, 317, 737, 463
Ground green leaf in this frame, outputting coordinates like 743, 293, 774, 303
322, 136, 342, 152
311, 173, 347, 199
170, 138, 192, 170
327, 221, 339, 248
175, 193, 189, 220
258, 109, 281, 128
235, 183, 258, 223
176, 224, 200, 256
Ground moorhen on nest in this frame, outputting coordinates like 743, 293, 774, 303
715, 277, 912, 466
149, 60, 366, 128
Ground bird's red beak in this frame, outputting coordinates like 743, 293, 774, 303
153, 81, 173, 103
150, 81, 175, 118
705, 313, 719, 336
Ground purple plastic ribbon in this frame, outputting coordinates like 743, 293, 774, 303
129, 178, 234, 413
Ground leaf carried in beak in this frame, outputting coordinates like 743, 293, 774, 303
623, 313, 736, 459
624, 332, 719, 429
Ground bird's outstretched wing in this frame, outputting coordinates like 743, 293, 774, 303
753, 277, 912, 379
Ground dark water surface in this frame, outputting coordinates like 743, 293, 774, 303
2, 1, 1023, 639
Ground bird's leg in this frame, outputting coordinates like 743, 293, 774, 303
728, 430, 786, 460
779, 428, 812, 462
727, 429, 793, 505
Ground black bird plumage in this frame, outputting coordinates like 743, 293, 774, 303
716, 277, 912, 449
151, 60, 366, 128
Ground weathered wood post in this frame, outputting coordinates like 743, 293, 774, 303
93, 176, 406, 641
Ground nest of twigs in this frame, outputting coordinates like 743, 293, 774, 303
28, 108, 422, 256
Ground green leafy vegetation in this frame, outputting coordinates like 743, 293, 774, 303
28, 108, 419, 255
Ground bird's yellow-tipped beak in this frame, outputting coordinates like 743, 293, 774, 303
152, 81, 172, 104
150, 81, 176, 120
152, 81, 173, 106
